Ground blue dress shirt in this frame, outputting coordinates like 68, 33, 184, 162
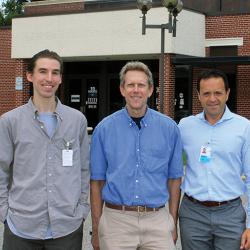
179, 107, 250, 227
90, 108, 183, 207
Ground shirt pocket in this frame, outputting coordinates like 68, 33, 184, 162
142, 145, 170, 173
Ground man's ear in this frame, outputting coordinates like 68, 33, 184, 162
120, 84, 125, 97
226, 88, 230, 101
148, 84, 154, 98
197, 90, 201, 102
26, 72, 33, 83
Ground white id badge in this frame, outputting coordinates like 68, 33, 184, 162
199, 145, 212, 163
62, 149, 73, 167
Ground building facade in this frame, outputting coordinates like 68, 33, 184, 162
0, 0, 249, 127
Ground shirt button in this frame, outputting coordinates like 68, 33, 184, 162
40, 125, 44, 129
136, 180, 139, 183
135, 195, 139, 199
48, 173, 52, 177
136, 164, 139, 167
49, 190, 52, 193
48, 157, 52, 160
137, 149, 139, 152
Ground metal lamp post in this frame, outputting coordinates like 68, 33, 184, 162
137, 0, 183, 113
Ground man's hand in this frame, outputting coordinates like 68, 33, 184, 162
240, 228, 250, 250
90, 180, 105, 250
91, 230, 100, 250
171, 225, 178, 244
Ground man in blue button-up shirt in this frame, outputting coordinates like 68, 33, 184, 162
90, 61, 183, 250
179, 69, 250, 250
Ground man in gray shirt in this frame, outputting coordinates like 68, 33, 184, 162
0, 50, 90, 250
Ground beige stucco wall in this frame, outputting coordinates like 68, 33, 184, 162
12, 7, 205, 60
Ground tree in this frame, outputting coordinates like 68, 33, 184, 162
0, 0, 28, 26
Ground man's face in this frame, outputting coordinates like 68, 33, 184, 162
26, 58, 62, 100
120, 70, 153, 117
198, 76, 230, 124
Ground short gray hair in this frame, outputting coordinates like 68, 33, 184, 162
119, 61, 153, 86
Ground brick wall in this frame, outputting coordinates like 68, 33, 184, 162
24, 1, 84, 16
0, 28, 29, 116
192, 68, 203, 115
237, 66, 250, 118
163, 54, 175, 118
205, 14, 250, 119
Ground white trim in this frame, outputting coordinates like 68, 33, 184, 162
205, 38, 243, 47
24, 0, 83, 7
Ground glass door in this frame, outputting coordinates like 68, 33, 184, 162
85, 79, 99, 128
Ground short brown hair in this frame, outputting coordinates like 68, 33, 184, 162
119, 61, 153, 86
27, 49, 63, 74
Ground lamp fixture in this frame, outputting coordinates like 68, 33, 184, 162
136, 0, 183, 113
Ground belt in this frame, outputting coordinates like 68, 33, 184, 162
184, 194, 240, 207
105, 202, 165, 212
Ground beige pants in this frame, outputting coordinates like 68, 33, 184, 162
98, 206, 176, 250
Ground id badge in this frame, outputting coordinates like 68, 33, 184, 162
199, 145, 211, 163
62, 149, 73, 167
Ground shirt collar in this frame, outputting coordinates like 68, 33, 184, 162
123, 106, 150, 128
198, 105, 233, 124
28, 97, 63, 121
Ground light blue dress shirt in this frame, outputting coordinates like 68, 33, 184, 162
90, 108, 183, 207
178, 106, 250, 227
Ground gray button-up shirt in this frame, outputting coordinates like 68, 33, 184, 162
0, 98, 90, 239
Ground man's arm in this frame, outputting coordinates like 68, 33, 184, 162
240, 173, 250, 250
240, 125, 250, 250
79, 118, 90, 220
90, 180, 105, 250
168, 177, 182, 244
0, 116, 13, 222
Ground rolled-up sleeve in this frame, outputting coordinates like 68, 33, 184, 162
90, 125, 107, 180
168, 125, 184, 179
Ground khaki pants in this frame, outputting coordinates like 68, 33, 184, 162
98, 206, 176, 250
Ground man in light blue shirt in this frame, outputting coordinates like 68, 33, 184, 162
178, 69, 250, 250
90, 61, 183, 250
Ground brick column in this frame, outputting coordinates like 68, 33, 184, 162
192, 68, 203, 115
0, 28, 30, 115
0, 27, 15, 115
14, 60, 30, 107
163, 54, 175, 118
237, 65, 250, 119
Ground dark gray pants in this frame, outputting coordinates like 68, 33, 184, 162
3, 222, 83, 250
179, 195, 246, 250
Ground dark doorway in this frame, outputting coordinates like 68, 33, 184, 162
66, 77, 100, 128
174, 66, 192, 122
63, 60, 159, 129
